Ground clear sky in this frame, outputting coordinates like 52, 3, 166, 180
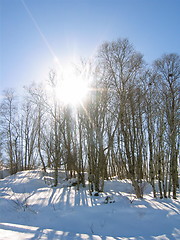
0, 0, 180, 95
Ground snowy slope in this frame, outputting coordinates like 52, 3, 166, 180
0, 170, 179, 240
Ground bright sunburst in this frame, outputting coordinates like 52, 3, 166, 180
55, 66, 88, 106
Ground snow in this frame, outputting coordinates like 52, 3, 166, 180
0, 170, 179, 240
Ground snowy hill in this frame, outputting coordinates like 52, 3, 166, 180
0, 170, 179, 240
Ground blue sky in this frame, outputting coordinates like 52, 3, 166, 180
0, 0, 180, 94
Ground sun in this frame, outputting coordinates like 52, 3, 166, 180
58, 78, 88, 105
55, 67, 88, 106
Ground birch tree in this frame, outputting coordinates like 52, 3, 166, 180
153, 53, 180, 199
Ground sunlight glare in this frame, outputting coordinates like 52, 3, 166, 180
55, 66, 88, 106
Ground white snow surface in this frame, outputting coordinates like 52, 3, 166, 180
0, 170, 179, 240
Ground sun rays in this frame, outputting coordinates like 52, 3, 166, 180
55, 66, 89, 106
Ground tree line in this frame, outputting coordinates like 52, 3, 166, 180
0, 38, 179, 199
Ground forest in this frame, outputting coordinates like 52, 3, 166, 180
0, 38, 179, 199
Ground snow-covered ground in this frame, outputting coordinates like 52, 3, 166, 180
0, 170, 179, 240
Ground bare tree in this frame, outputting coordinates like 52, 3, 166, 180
0, 89, 20, 174
153, 53, 180, 199
97, 38, 145, 198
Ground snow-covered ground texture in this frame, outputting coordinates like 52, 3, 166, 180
0, 170, 179, 240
